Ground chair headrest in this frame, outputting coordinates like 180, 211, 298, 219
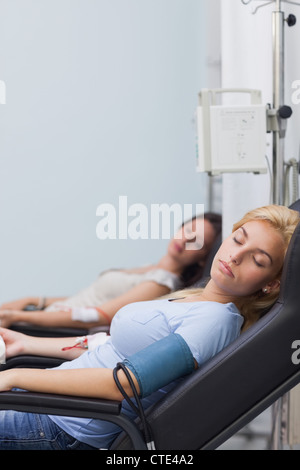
289, 199, 300, 213
278, 215, 300, 303
192, 233, 222, 287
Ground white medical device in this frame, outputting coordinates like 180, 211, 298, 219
196, 88, 268, 176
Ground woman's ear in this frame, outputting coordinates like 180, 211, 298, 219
263, 279, 281, 294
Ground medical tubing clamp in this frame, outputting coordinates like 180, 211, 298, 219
113, 363, 156, 450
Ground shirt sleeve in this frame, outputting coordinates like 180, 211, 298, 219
143, 269, 182, 291
174, 304, 243, 367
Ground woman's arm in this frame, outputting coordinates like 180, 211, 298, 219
0, 296, 67, 311
0, 334, 195, 401
0, 328, 85, 361
0, 281, 171, 329
0, 309, 99, 330
0, 367, 138, 401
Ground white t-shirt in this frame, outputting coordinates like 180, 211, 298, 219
46, 269, 182, 310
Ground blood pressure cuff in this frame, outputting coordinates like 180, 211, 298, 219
122, 333, 195, 398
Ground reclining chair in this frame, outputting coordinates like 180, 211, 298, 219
0, 207, 299, 449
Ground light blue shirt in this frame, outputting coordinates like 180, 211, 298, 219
50, 298, 243, 448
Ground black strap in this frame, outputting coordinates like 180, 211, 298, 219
113, 362, 155, 449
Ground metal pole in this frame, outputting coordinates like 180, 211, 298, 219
272, 0, 285, 204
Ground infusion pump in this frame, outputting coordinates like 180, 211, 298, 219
196, 88, 268, 176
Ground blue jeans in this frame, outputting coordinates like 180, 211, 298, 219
0, 410, 96, 450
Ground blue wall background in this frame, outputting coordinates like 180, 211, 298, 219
0, 0, 209, 302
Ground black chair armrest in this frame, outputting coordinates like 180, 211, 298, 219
0, 355, 65, 371
0, 390, 120, 416
0, 391, 147, 449
10, 323, 89, 338
10, 323, 110, 338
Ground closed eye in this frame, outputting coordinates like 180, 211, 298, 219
233, 226, 273, 267
233, 236, 243, 245
234, 236, 266, 267
253, 257, 264, 267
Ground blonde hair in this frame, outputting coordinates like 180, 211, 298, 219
232, 204, 300, 330
167, 205, 300, 331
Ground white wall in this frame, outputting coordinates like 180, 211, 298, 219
0, 0, 210, 303
202, 0, 222, 213
220, 0, 300, 237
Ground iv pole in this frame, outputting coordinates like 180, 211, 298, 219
270, 0, 296, 205
243, 0, 299, 204
270, 0, 296, 204
272, 0, 286, 204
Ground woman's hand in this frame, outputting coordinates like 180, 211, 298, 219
0, 309, 21, 328
0, 297, 35, 311
0, 369, 18, 392
0, 369, 16, 392
0, 328, 29, 358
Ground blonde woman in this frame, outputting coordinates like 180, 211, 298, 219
0, 204, 298, 450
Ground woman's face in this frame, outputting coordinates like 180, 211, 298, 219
210, 219, 285, 297
168, 218, 216, 268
